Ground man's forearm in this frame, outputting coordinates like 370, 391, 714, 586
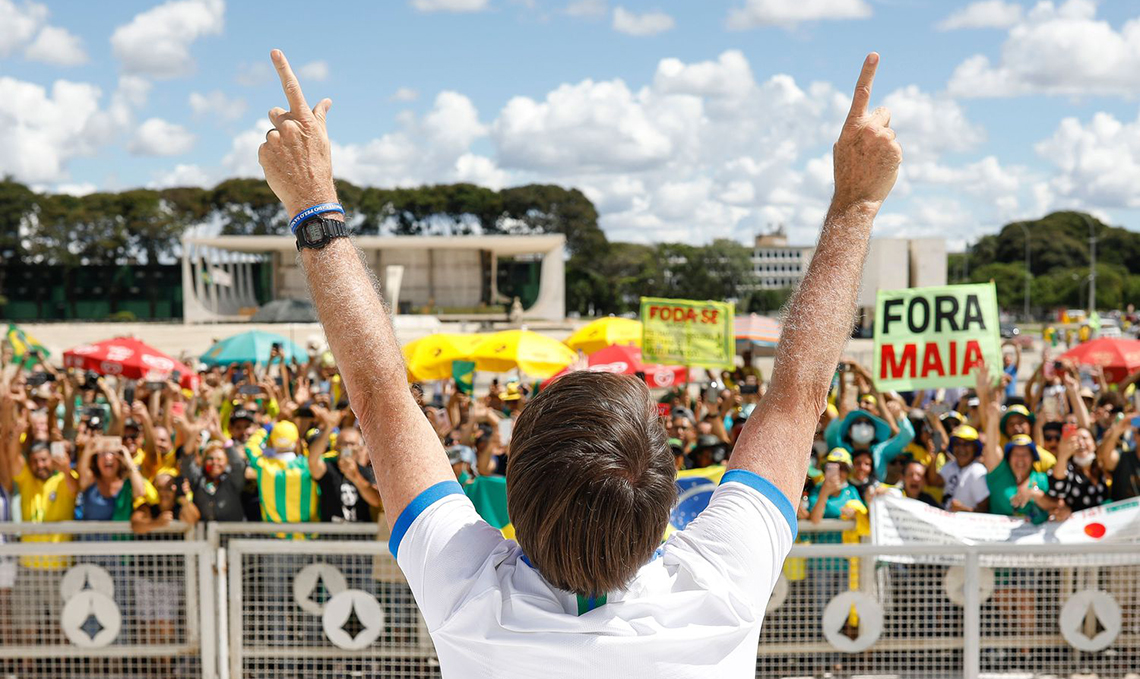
769, 202, 875, 410
298, 236, 454, 515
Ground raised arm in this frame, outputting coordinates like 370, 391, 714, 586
729, 53, 901, 504
258, 50, 454, 528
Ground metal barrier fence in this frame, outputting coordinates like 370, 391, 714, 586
0, 522, 212, 678
2, 521, 1137, 678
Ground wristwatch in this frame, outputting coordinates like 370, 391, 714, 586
295, 217, 349, 251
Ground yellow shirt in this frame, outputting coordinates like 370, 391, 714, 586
14, 465, 78, 569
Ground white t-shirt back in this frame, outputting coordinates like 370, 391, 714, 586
939, 458, 990, 510
390, 470, 796, 678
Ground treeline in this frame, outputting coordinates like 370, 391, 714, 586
0, 177, 778, 317
950, 211, 1140, 312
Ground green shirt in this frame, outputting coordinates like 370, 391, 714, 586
986, 460, 1049, 525
807, 483, 864, 519
457, 473, 510, 529
244, 429, 318, 523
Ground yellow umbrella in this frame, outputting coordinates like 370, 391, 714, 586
402, 333, 487, 382
566, 317, 642, 355
472, 329, 577, 378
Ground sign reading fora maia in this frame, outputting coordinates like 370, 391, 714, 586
873, 283, 1002, 390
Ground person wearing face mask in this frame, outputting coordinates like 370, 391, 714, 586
825, 408, 914, 484
244, 420, 319, 523
1046, 427, 1108, 517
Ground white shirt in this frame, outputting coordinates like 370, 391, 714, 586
939, 458, 990, 510
391, 470, 796, 678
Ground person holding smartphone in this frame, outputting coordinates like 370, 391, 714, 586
805, 449, 865, 524
1046, 425, 1108, 519
1096, 413, 1140, 501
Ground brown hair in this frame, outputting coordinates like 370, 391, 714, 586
506, 371, 676, 597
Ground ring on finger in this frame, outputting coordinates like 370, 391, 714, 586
266, 128, 277, 141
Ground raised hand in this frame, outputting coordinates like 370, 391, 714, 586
258, 49, 336, 218
832, 53, 902, 212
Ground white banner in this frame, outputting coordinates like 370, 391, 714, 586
871, 495, 1140, 566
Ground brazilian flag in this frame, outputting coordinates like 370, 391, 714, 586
452, 360, 475, 395
6, 323, 49, 369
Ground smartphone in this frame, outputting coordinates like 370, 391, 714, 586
171, 370, 181, 383
825, 462, 840, 484
170, 402, 185, 418
319, 380, 332, 394
50, 441, 67, 459
1062, 423, 1077, 439
95, 435, 122, 452
656, 403, 672, 417
741, 384, 759, 395
123, 384, 136, 405
238, 384, 262, 396
1053, 361, 1065, 371
144, 381, 165, 392
271, 342, 282, 352
274, 376, 283, 387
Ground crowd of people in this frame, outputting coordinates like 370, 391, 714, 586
1, 333, 1138, 651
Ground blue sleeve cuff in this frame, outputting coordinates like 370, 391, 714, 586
389, 480, 465, 560
720, 469, 798, 541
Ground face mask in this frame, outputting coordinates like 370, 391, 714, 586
850, 423, 876, 444
1074, 452, 1096, 468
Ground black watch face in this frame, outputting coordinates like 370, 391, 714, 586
304, 222, 324, 242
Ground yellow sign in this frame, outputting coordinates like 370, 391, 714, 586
640, 297, 734, 369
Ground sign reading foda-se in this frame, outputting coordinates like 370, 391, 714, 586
873, 283, 1002, 390
640, 297, 734, 369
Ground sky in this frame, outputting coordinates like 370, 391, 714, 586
3, 0, 1140, 250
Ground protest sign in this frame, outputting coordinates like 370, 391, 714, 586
873, 283, 1002, 390
640, 297, 734, 369
871, 494, 1140, 566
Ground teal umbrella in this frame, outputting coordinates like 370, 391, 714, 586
199, 330, 307, 366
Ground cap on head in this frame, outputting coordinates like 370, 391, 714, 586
269, 421, 299, 451
826, 448, 853, 468
1003, 433, 1040, 461
501, 382, 523, 402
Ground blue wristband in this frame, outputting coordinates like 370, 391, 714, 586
290, 202, 344, 234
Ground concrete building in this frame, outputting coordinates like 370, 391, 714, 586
180, 234, 566, 323
855, 236, 948, 332
751, 229, 815, 290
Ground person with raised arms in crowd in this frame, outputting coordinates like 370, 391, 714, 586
257, 47, 900, 676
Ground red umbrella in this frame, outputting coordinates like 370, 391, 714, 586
1061, 337, 1140, 384
541, 344, 687, 389
64, 337, 197, 388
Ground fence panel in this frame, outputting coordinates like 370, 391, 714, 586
0, 530, 214, 679
227, 539, 435, 679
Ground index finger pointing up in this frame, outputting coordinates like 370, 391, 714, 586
271, 49, 310, 115
847, 52, 879, 122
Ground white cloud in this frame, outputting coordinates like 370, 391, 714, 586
391, 87, 419, 102
111, 0, 224, 78
129, 118, 196, 156
24, 25, 86, 65
0, 77, 102, 183
189, 90, 247, 122
879, 85, 985, 162
410, 0, 488, 11
947, 0, 1140, 97
565, 0, 607, 18
297, 60, 329, 82
1035, 111, 1140, 209
222, 121, 268, 178
612, 7, 674, 36
0, 0, 47, 56
53, 182, 96, 196
235, 62, 272, 87
726, 0, 871, 30
937, 1, 1023, 31
149, 163, 213, 189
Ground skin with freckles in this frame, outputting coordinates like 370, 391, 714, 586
258, 50, 453, 526
728, 53, 903, 504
